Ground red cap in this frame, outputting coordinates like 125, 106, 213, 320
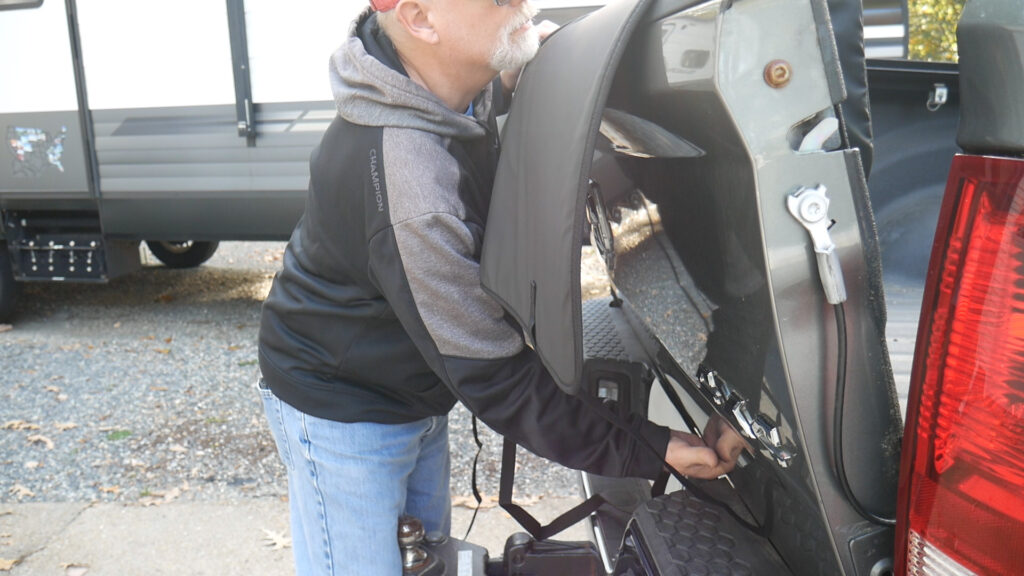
370, 0, 398, 11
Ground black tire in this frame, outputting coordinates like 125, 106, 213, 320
0, 244, 18, 323
146, 240, 220, 269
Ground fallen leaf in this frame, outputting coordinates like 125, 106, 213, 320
163, 337, 172, 344
60, 563, 89, 576
0, 325, 12, 334
55, 422, 78, 432
451, 494, 500, 509
98, 486, 120, 495
27, 435, 55, 450
113, 322, 121, 328
156, 293, 174, 303
154, 349, 171, 355
0, 557, 19, 571
227, 345, 241, 351
2, 421, 39, 431
45, 386, 61, 394
149, 386, 168, 392
8, 485, 34, 499
261, 529, 292, 550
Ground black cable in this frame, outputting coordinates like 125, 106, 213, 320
462, 416, 485, 540
832, 302, 896, 526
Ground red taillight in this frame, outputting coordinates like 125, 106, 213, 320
896, 154, 1024, 575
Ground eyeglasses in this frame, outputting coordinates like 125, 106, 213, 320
492, 0, 512, 5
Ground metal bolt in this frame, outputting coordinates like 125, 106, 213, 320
799, 196, 827, 223
764, 60, 792, 88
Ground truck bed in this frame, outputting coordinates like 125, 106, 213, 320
867, 58, 961, 422
884, 276, 924, 421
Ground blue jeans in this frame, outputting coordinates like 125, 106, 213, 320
259, 380, 451, 575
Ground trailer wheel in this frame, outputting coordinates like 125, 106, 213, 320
146, 241, 219, 269
0, 244, 18, 323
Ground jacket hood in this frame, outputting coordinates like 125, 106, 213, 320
330, 11, 492, 140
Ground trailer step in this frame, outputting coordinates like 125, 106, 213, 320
3, 211, 139, 281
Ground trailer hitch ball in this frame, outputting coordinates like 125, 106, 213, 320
764, 60, 792, 88
398, 515, 431, 572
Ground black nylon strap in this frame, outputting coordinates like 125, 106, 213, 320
651, 469, 670, 498
499, 436, 608, 541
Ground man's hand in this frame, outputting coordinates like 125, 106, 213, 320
500, 20, 560, 95
665, 416, 750, 480
701, 413, 750, 474
664, 430, 728, 480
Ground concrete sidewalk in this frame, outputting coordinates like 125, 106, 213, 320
0, 497, 590, 575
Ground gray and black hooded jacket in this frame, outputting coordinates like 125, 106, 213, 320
258, 10, 669, 480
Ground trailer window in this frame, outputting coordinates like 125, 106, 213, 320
0, 0, 43, 11
0, 0, 78, 114
244, 0, 366, 103
76, 0, 235, 109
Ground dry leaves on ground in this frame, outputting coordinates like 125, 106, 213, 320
60, 563, 89, 576
451, 494, 500, 510
261, 529, 292, 550
8, 485, 34, 500
138, 481, 190, 507
27, 435, 55, 450
2, 421, 39, 431
0, 557, 19, 571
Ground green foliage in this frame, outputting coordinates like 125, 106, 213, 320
908, 0, 966, 62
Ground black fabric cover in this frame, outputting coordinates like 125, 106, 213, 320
480, 0, 652, 394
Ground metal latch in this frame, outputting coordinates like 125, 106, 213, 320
731, 400, 795, 468
787, 185, 847, 304
927, 83, 948, 112
697, 364, 730, 406
697, 365, 797, 468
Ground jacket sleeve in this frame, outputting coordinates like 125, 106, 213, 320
367, 209, 669, 480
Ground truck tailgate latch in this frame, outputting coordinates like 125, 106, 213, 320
787, 185, 847, 304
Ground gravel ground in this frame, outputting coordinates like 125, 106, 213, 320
0, 242, 595, 506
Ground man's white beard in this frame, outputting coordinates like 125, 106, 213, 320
490, 9, 541, 72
